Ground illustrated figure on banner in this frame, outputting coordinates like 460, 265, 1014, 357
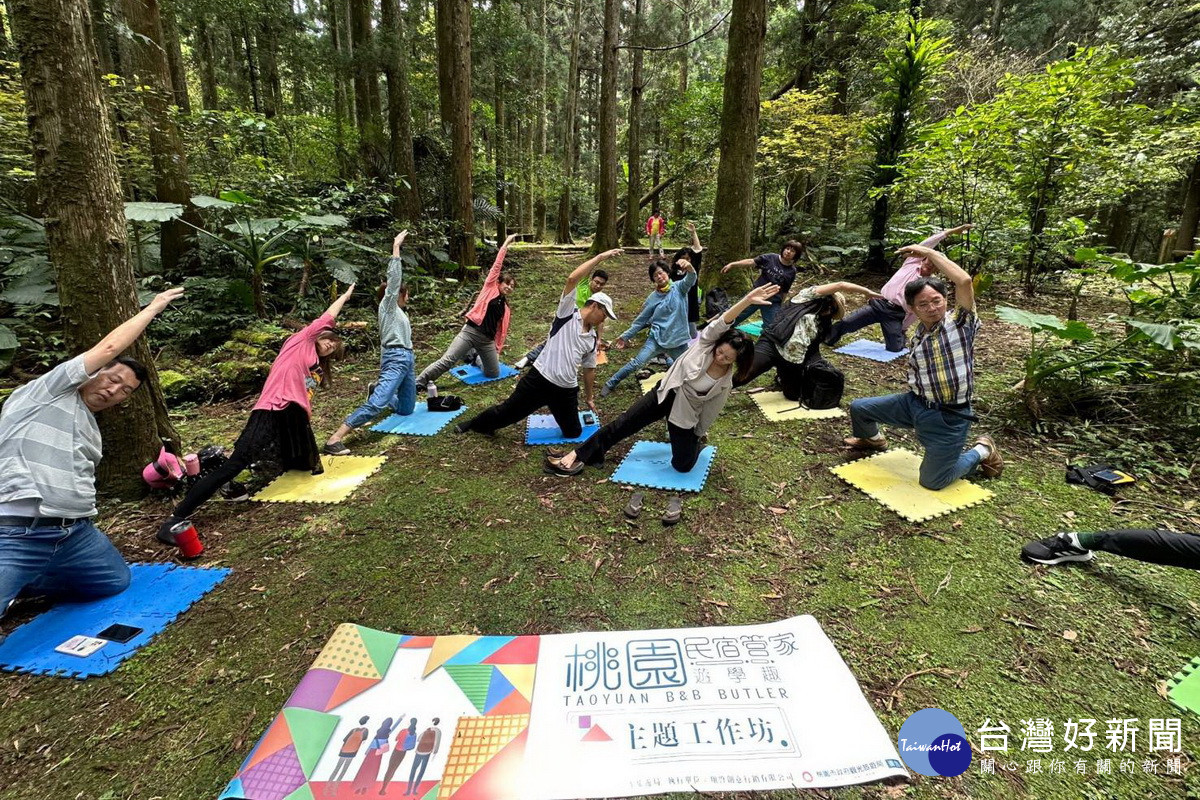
379, 717, 420, 796
325, 715, 371, 796
404, 717, 443, 796
352, 716, 402, 794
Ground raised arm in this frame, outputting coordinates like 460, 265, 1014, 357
720, 257, 755, 275
811, 281, 883, 299
617, 299, 655, 344
564, 248, 622, 295
482, 232, 520, 290
721, 284, 780, 325
917, 222, 973, 250
381, 230, 408, 308
324, 283, 357, 321
899, 245, 974, 310
82, 287, 184, 374
685, 221, 701, 252
673, 261, 698, 295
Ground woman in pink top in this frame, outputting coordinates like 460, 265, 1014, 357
157, 285, 356, 545
415, 233, 519, 390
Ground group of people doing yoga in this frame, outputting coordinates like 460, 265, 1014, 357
1, 223, 1193, 625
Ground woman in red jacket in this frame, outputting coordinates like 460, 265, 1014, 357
415, 233, 520, 390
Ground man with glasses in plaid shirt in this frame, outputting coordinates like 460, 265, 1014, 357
842, 243, 1003, 489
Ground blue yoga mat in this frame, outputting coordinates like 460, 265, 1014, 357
449, 363, 519, 385
609, 440, 717, 493
736, 321, 763, 337
835, 338, 908, 363
371, 402, 467, 436
525, 412, 601, 445
0, 563, 231, 679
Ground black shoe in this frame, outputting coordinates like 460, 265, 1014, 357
366, 381, 377, 398
323, 441, 352, 456
453, 422, 470, 434
1021, 533, 1095, 565
543, 456, 584, 476
157, 516, 185, 545
220, 481, 249, 501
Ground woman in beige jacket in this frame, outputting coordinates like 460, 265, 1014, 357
545, 283, 780, 476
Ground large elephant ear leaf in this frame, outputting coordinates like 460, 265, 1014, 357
327, 257, 359, 284
124, 201, 184, 222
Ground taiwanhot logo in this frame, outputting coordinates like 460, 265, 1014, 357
895, 708, 972, 777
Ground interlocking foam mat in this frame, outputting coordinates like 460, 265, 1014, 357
1168, 657, 1200, 716
525, 412, 601, 445
449, 362, 519, 385
609, 440, 717, 493
834, 338, 908, 363
371, 402, 466, 436
736, 320, 763, 337
830, 448, 993, 523
638, 373, 665, 393
750, 390, 847, 421
252, 455, 387, 503
0, 563, 231, 679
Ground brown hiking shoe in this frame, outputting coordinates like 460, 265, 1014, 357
976, 435, 1004, 478
843, 435, 888, 452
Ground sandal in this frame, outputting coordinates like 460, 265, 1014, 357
623, 492, 644, 520
661, 496, 683, 526
544, 456, 584, 477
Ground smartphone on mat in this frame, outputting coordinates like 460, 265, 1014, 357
97, 623, 143, 643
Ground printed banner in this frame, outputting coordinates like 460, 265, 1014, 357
219, 616, 907, 800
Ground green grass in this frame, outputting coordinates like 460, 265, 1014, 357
2, 250, 1199, 799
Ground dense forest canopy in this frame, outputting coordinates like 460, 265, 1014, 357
0, 0, 1198, 485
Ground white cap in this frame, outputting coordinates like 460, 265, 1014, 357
588, 291, 618, 320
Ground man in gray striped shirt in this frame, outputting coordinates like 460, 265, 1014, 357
0, 287, 183, 620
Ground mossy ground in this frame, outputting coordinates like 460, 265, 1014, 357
2, 249, 1199, 799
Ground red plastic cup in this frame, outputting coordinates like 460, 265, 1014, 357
171, 520, 204, 559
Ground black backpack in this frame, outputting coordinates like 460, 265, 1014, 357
799, 357, 844, 409
705, 287, 731, 318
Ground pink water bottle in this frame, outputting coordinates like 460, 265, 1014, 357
183, 453, 200, 476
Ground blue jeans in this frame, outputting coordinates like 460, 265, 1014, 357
344, 347, 416, 429
605, 339, 688, 391
826, 298, 908, 351
733, 300, 780, 329
849, 392, 982, 490
0, 519, 130, 612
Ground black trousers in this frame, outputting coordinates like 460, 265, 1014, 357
463, 367, 582, 436
574, 386, 702, 472
1087, 529, 1200, 570
734, 339, 806, 400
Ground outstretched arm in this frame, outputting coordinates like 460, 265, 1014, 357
686, 221, 701, 252
721, 284, 780, 325
810, 281, 883, 299
899, 245, 974, 310
564, 248, 622, 295
720, 257, 755, 274
83, 287, 184, 374
482, 232, 520, 290
381, 230, 408, 308
324, 283, 357, 321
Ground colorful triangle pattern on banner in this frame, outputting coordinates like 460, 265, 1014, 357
355, 624, 403, 676
281, 784, 316, 800
324, 672, 381, 711
486, 690, 532, 716
445, 728, 529, 800
285, 668, 341, 712
282, 707, 339, 777
444, 636, 513, 666
422, 635, 478, 676
245, 714, 294, 773
483, 668, 516, 714
495, 664, 535, 701
311, 624, 382, 679
481, 636, 539, 665
444, 664, 495, 713
240, 743, 306, 800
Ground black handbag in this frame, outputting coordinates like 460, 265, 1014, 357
427, 395, 464, 412
800, 357, 844, 409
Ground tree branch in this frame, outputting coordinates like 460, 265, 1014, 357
617, 10, 730, 52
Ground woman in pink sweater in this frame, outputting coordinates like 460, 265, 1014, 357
157, 285, 355, 545
415, 233, 519, 390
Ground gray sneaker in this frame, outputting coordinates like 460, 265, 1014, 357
1021, 533, 1095, 565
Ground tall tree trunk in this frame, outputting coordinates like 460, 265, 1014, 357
89, 0, 116, 77
706, 0, 766, 289
494, 65, 506, 241
194, 15, 220, 109
556, 0, 582, 244
534, 0, 547, 241
121, 0, 200, 271
327, 0, 350, 177
160, 0, 190, 113
590, 0, 619, 254
381, 0, 421, 219
1177, 155, 1200, 253
438, 0, 475, 265
11, 0, 177, 498
820, 67, 848, 227
241, 19, 262, 113
350, 0, 383, 174
620, 0, 645, 247
257, 6, 282, 118
673, 0, 691, 223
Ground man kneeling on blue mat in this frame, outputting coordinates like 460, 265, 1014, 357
842, 245, 1004, 489
0, 288, 184, 622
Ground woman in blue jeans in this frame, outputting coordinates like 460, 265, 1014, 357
324, 231, 417, 454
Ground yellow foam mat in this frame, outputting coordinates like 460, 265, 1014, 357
251, 455, 387, 503
639, 372, 666, 393
750, 391, 847, 421
830, 448, 994, 523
